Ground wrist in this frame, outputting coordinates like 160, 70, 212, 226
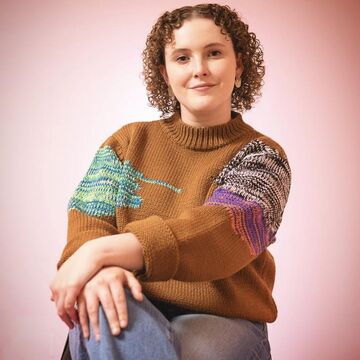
89, 233, 144, 271
81, 239, 105, 270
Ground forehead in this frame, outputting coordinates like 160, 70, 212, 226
166, 17, 231, 50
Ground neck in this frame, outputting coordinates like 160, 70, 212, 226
180, 104, 232, 128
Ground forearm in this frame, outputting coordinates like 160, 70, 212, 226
57, 211, 119, 269
86, 233, 144, 272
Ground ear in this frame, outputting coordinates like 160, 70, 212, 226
159, 64, 169, 86
235, 53, 244, 78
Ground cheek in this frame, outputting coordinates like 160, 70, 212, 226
169, 72, 188, 88
210, 62, 235, 79
223, 68, 237, 88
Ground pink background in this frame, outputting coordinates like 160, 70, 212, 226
1, 0, 359, 358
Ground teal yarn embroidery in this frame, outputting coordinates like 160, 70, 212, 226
68, 146, 182, 216
117, 160, 182, 209
68, 146, 123, 216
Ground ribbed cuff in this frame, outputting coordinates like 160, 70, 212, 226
123, 215, 179, 281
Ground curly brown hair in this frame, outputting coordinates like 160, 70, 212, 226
142, 3, 265, 118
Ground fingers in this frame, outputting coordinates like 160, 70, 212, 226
55, 296, 75, 329
77, 295, 90, 339
50, 282, 79, 329
81, 268, 134, 339
50, 282, 72, 328
125, 271, 143, 302
64, 290, 79, 326
63, 267, 144, 342
99, 286, 123, 336
109, 281, 128, 329
85, 291, 101, 342
108, 270, 144, 330
84, 283, 124, 341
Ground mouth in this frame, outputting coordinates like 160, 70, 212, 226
190, 84, 216, 91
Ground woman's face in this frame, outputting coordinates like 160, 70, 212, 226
160, 17, 243, 120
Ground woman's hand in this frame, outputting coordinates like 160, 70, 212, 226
77, 266, 143, 341
49, 243, 102, 329
50, 232, 144, 330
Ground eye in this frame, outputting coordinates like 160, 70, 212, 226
209, 50, 222, 57
176, 55, 189, 63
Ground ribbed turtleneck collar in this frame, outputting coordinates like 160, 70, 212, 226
160, 111, 248, 150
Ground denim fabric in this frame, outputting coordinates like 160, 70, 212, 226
172, 314, 271, 360
69, 290, 271, 359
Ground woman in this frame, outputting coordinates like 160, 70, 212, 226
50, 3, 292, 359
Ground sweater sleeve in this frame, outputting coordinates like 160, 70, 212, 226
123, 137, 292, 282
56, 137, 125, 269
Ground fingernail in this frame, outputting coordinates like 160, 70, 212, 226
120, 320, 127, 328
112, 326, 120, 335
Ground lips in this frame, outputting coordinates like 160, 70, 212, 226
190, 83, 216, 90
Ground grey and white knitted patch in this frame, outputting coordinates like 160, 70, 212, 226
214, 139, 292, 234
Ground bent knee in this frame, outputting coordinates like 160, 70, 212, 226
171, 314, 270, 360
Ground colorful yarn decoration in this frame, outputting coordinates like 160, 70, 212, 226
206, 139, 291, 255
206, 188, 275, 255
68, 146, 182, 216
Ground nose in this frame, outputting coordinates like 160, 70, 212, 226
193, 57, 209, 78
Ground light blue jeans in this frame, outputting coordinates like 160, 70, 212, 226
69, 290, 271, 359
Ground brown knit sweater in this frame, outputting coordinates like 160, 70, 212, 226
57, 111, 291, 323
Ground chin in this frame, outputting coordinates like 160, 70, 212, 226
187, 101, 219, 114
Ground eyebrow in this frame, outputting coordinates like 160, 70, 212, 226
169, 42, 226, 55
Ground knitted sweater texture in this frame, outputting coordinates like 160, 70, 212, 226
57, 112, 291, 323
